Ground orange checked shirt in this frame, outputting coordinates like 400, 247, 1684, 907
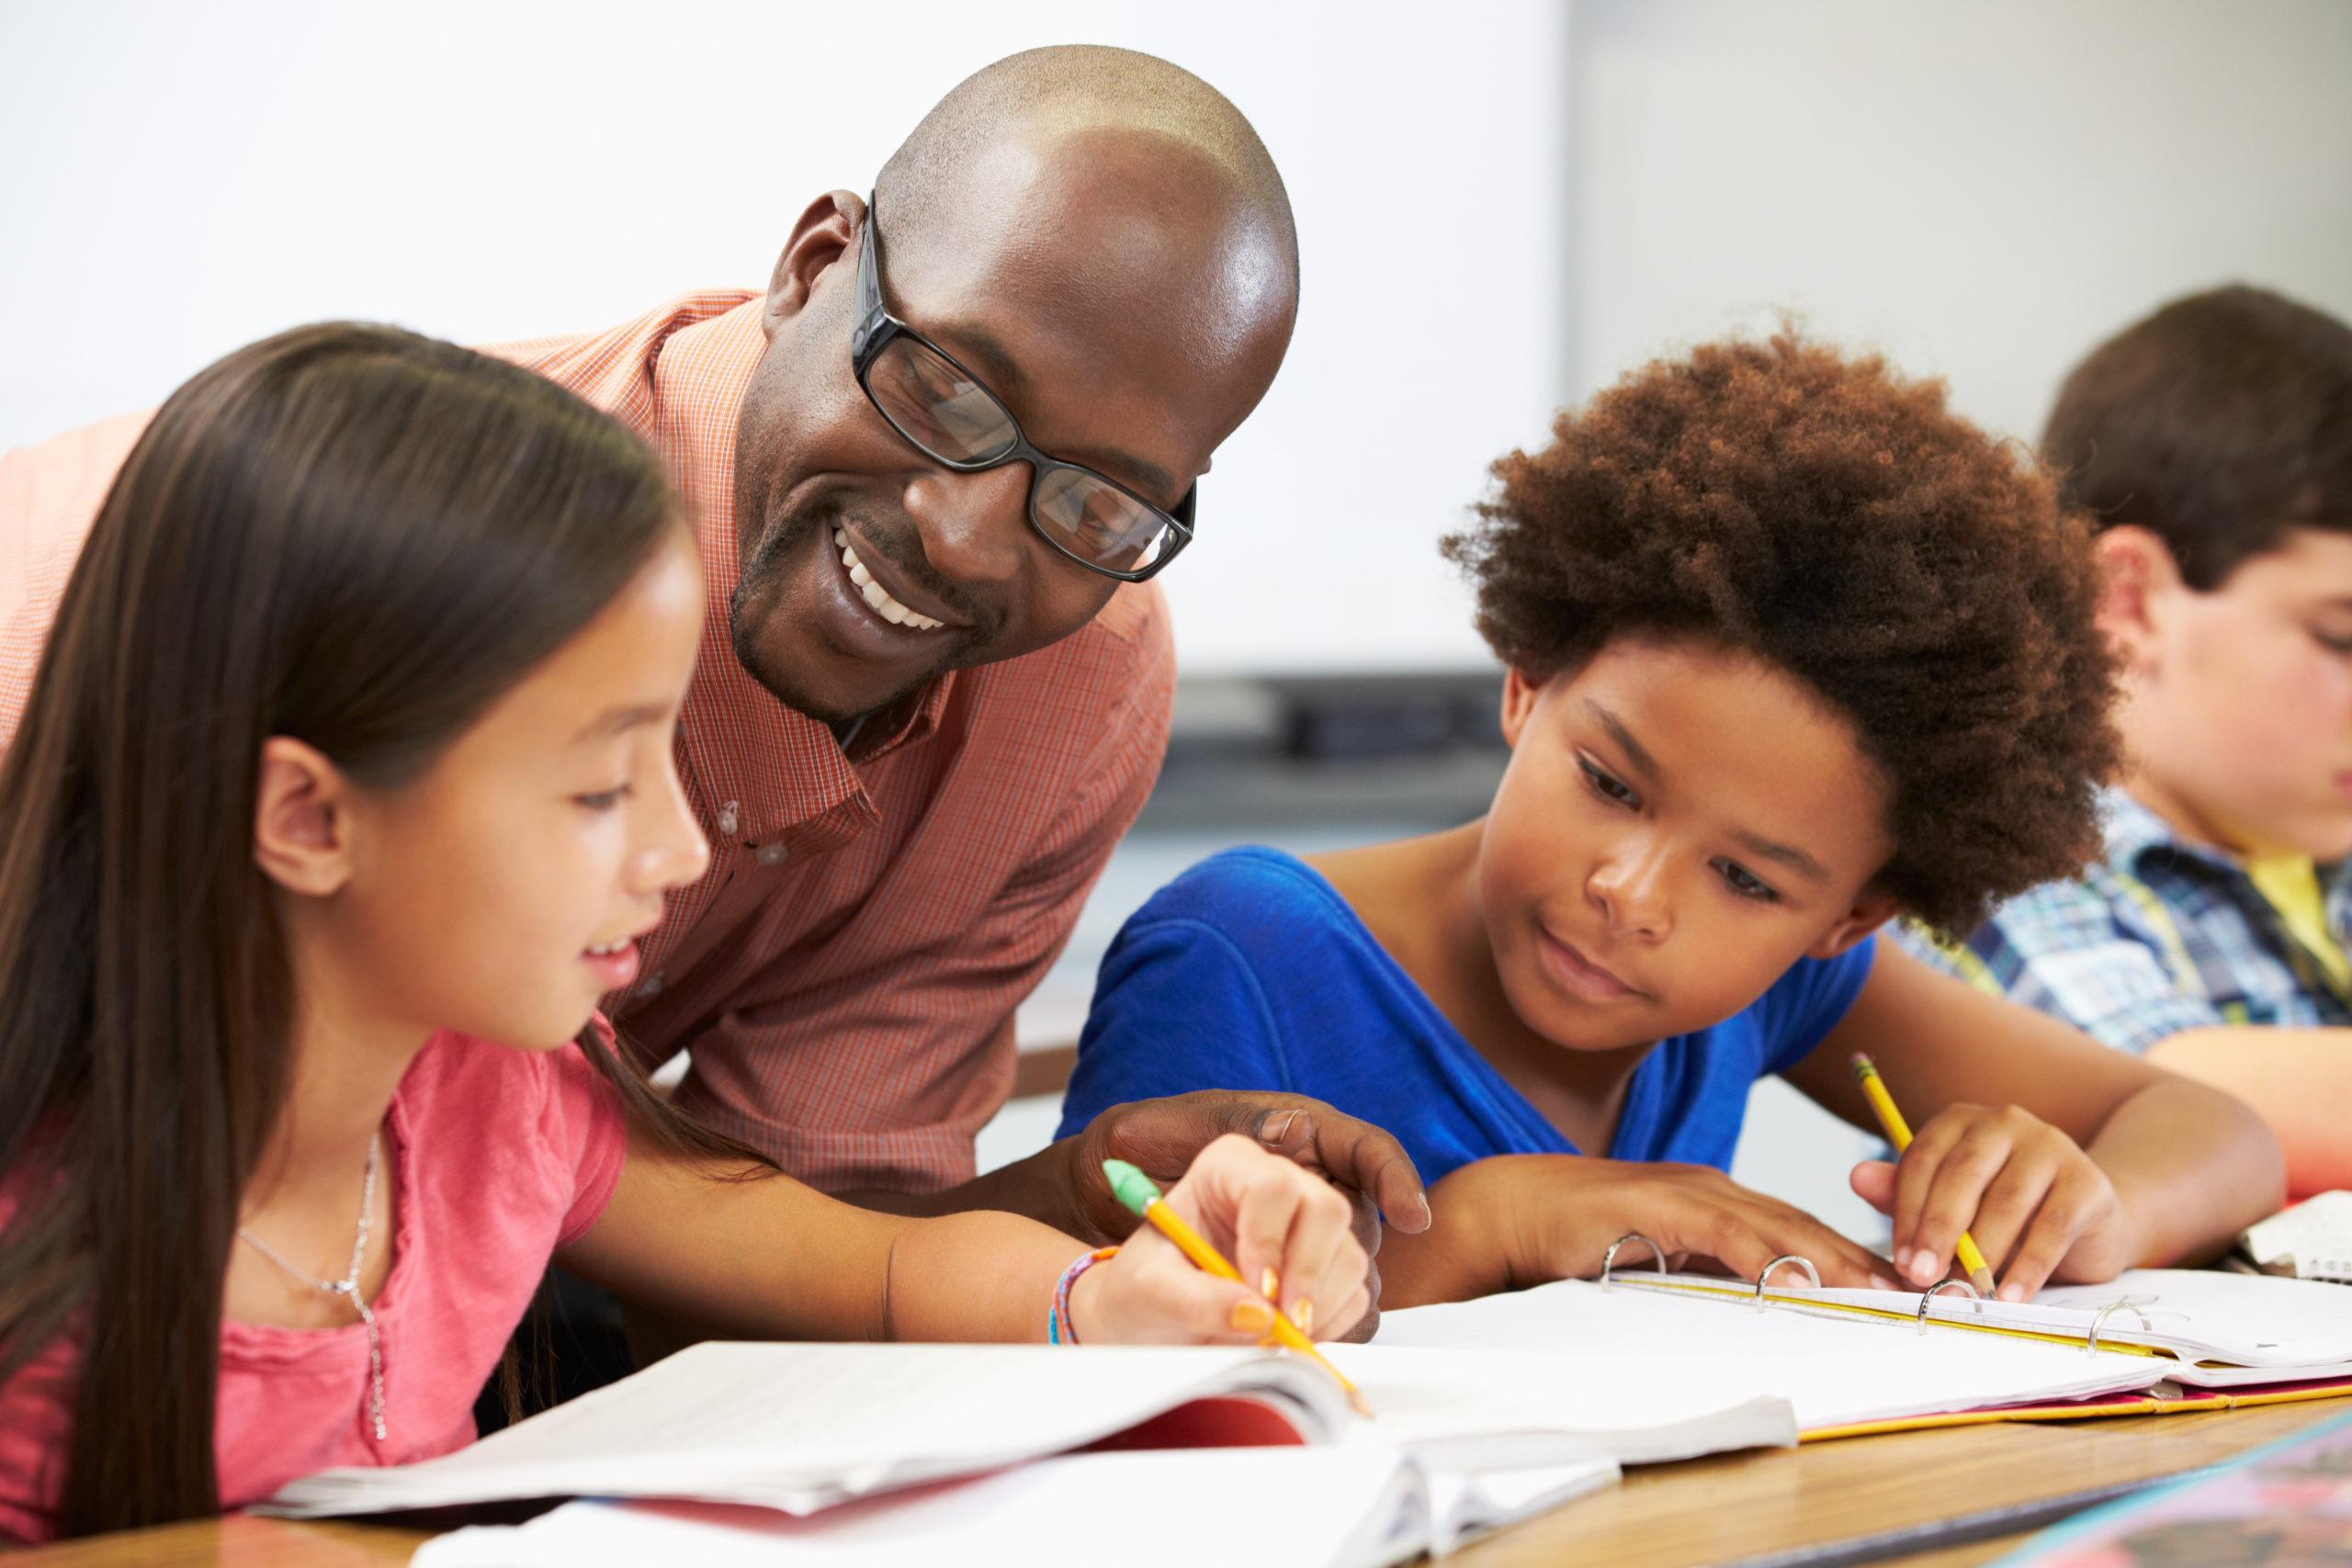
0, 293, 1174, 1193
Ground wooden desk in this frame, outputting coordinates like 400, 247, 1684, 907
17, 1400, 2343, 1567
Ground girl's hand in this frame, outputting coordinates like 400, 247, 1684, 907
1068, 1134, 1370, 1344
1850, 1102, 2143, 1301
1383, 1155, 1894, 1308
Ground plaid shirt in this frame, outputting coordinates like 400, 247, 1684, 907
1897, 787, 2352, 1054
0, 294, 1173, 1193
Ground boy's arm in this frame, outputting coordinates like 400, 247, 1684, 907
2143, 1026, 2352, 1197
1787, 942, 2285, 1293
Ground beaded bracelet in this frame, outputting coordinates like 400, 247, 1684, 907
1048, 1247, 1119, 1344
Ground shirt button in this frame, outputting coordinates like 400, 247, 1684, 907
753, 841, 789, 867
716, 801, 740, 837
637, 971, 665, 998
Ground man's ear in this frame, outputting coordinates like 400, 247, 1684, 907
1806, 887, 1904, 960
762, 190, 864, 337
1498, 666, 1546, 750
254, 737, 357, 897
2094, 526, 2182, 679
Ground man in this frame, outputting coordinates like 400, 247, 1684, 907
0, 46, 1428, 1270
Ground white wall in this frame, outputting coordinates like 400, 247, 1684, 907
0, 0, 1568, 675
10, 5, 2343, 675
1565, 0, 2352, 440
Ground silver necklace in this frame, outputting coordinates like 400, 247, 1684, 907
236, 1132, 386, 1440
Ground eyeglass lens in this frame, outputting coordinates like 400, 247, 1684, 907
864, 334, 1177, 575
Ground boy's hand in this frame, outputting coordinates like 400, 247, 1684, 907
1068, 1134, 1372, 1345
1384, 1155, 1894, 1307
1851, 1102, 2143, 1301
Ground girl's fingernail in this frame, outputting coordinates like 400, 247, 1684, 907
1908, 1253, 1939, 1284
1871, 1274, 1897, 1292
1999, 1282, 2026, 1303
1894, 1247, 1913, 1271
1261, 1266, 1280, 1301
1294, 1298, 1315, 1337
1229, 1299, 1274, 1335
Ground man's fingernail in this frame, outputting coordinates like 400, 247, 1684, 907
1229, 1299, 1274, 1335
1259, 1110, 1300, 1144
1261, 1266, 1280, 1301
1294, 1298, 1315, 1337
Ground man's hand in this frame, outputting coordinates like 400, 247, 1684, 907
1057, 1091, 1430, 1341
1382, 1155, 1894, 1309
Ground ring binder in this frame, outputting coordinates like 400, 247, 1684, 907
1917, 1279, 1980, 1335
1753, 1255, 1820, 1310
2085, 1298, 2153, 1356
1600, 1233, 1667, 1292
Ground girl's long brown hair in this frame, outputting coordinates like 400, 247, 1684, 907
0, 322, 749, 1538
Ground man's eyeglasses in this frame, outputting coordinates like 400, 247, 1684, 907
850, 197, 1194, 583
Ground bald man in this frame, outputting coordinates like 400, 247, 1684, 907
0, 47, 1429, 1275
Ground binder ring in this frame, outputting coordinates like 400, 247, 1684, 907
2086, 1298, 2153, 1356
1600, 1233, 1668, 1291
1916, 1278, 1980, 1335
1753, 1255, 1820, 1310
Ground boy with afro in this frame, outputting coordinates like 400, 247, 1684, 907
1060, 333, 2283, 1309
1906, 287, 2352, 1199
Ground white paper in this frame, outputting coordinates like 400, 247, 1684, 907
1372, 1277, 2166, 1431
409, 1447, 1622, 1568
2242, 1192, 2352, 1282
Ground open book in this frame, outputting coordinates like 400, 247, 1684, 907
1375, 1265, 2352, 1438
409, 1450, 1623, 1568
259, 1339, 1786, 1521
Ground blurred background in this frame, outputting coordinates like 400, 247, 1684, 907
8, 0, 2348, 1237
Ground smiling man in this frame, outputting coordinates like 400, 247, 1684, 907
0, 46, 1428, 1266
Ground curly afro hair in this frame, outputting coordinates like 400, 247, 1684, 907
1442, 332, 2120, 936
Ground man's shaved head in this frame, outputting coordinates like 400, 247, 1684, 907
729, 46, 1300, 724
876, 45, 1298, 286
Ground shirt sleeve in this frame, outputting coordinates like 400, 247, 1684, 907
670, 590, 1175, 1194
1901, 879, 2226, 1055
0, 413, 152, 753
548, 1030, 630, 1247
1057, 917, 1295, 1141
1758, 937, 1880, 1076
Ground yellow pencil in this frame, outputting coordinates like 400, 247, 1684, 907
1849, 1053, 1999, 1297
1102, 1158, 1373, 1418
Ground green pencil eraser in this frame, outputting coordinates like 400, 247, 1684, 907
1102, 1158, 1160, 1217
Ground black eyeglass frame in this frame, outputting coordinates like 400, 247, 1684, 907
848, 197, 1196, 583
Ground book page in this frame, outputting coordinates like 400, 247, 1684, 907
265, 1343, 1343, 1517
1373, 1279, 2163, 1431
412, 1448, 1440, 1568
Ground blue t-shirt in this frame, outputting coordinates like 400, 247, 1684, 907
1057, 847, 1876, 1184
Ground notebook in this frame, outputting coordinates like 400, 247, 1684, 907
408, 1448, 1624, 1568
2242, 1190, 2352, 1282
1374, 1265, 2352, 1438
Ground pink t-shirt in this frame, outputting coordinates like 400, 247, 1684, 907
0, 1031, 628, 1543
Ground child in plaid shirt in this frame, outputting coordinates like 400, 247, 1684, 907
1904, 287, 2352, 1197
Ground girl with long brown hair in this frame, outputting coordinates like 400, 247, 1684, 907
0, 322, 1369, 1542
